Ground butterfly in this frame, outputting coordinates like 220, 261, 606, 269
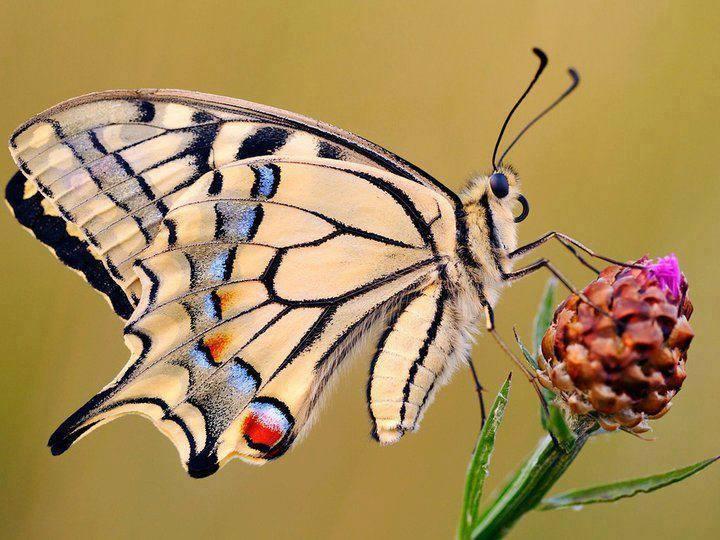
6, 48, 590, 477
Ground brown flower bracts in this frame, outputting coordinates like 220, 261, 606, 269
538, 255, 694, 433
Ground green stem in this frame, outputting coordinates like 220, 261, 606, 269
470, 419, 598, 539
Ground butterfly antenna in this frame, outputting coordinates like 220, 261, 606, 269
498, 67, 580, 166
491, 47, 548, 170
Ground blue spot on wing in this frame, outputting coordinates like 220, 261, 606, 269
189, 345, 213, 369
247, 401, 291, 431
251, 164, 280, 198
228, 361, 259, 395
215, 202, 262, 242
209, 251, 228, 281
204, 293, 218, 319
234, 207, 256, 237
257, 167, 275, 197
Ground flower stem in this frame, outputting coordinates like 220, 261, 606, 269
470, 419, 598, 539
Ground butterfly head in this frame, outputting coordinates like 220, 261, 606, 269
459, 47, 579, 262
460, 165, 527, 258
460, 165, 528, 217
488, 167, 530, 224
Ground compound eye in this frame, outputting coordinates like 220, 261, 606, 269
489, 173, 510, 198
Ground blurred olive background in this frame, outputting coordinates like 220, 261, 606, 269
1, 1, 718, 539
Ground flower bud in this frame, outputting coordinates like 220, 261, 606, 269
539, 255, 693, 432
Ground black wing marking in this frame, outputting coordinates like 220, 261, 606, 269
5, 170, 134, 318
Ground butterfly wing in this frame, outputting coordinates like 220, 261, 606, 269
47, 157, 460, 476
5, 170, 135, 317
7, 89, 460, 318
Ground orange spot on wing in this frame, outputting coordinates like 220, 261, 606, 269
203, 333, 230, 362
218, 291, 235, 312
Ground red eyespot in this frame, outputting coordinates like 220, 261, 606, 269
242, 412, 285, 448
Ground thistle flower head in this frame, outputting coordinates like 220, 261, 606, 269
538, 255, 694, 433
647, 253, 683, 299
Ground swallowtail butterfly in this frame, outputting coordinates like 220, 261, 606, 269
6, 49, 596, 477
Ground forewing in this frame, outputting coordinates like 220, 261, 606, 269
48, 158, 457, 476
5, 170, 134, 317
7, 89, 457, 318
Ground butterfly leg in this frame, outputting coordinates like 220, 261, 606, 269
467, 358, 487, 426
509, 231, 643, 273
483, 303, 538, 381
502, 258, 611, 318
482, 303, 556, 438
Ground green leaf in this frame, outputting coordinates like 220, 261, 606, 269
533, 278, 557, 353
470, 419, 598, 539
525, 279, 575, 451
458, 375, 512, 539
513, 328, 538, 370
541, 397, 576, 453
538, 455, 720, 511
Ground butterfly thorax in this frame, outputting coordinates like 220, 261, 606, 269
458, 167, 521, 307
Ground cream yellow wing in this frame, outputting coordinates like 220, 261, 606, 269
7, 90, 462, 319
48, 157, 460, 477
